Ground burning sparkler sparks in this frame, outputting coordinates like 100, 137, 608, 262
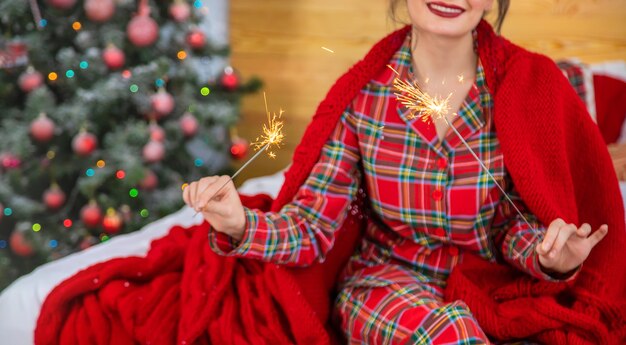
193, 93, 285, 214
321, 46, 335, 53
389, 65, 452, 123
251, 92, 285, 159
389, 66, 538, 250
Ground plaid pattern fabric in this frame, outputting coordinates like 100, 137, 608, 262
208, 32, 568, 343
335, 277, 489, 344
556, 60, 587, 103
556, 59, 596, 122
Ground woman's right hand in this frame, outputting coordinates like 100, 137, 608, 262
182, 175, 246, 241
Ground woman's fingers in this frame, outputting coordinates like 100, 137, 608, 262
587, 225, 608, 248
575, 223, 592, 238
195, 175, 232, 213
538, 218, 566, 255
547, 223, 576, 258
182, 176, 219, 210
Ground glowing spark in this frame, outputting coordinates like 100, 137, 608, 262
321, 46, 335, 53
457, 74, 464, 83
387, 65, 400, 76
424, 77, 430, 84
392, 75, 451, 123
193, 94, 285, 215
251, 92, 285, 158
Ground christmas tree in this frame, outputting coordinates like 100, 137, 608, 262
0, 0, 259, 290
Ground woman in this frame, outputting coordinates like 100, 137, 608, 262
35, 1, 625, 344
183, 1, 618, 344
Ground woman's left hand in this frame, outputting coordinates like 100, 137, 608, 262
536, 218, 608, 274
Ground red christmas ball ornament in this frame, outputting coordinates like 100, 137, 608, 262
127, 15, 159, 47
102, 44, 125, 70
18, 67, 44, 93
46, 0, 76, 10
220, 66, 239, 91
84, 0, 115, 22
143, 110, 161, 121
102, 208, 123, 234
43, 184, 66, 210
230, 137, 249, 160
79, 236, 97, 250
0, 153, 21, 170
80, 202, 102, 228
151, 90, 175, 117
149, 123, 165, 142
139, 169, 158, 190
72, 131, 98, 156
186, 29, 206, 50
142, 140, 165, 163
30, 113, 55, 143
179, 112, 199, 138
10, 230, 34, 257
169, 0, 191, 22
119, 205, 133, 223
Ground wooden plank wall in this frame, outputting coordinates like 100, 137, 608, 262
230, 0, 626, 183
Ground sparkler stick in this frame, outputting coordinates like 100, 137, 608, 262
442, 116, 536, 233
390, 67, 538, 245
199, 143, 270, 207
193, 93, 284, 215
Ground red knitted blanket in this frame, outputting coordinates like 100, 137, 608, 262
36, 21, 625, 344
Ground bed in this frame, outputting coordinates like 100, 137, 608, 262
1, 61, 624, 345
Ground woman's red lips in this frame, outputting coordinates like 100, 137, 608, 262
427, 2, 465, 18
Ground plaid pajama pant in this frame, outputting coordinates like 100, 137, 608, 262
335, 275, 489, 345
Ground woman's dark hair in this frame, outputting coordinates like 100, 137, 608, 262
389, 0, 510, 33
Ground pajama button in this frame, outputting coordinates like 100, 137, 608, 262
432, 189, 443, 200
437, 157, 447, 170
448, 246, 459, 256
435, 228, 445, 237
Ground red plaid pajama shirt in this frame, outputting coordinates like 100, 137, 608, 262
209, 33, 571, 344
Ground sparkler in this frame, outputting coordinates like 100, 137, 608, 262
193, 93, 284, 214
390, 66, 538, 248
